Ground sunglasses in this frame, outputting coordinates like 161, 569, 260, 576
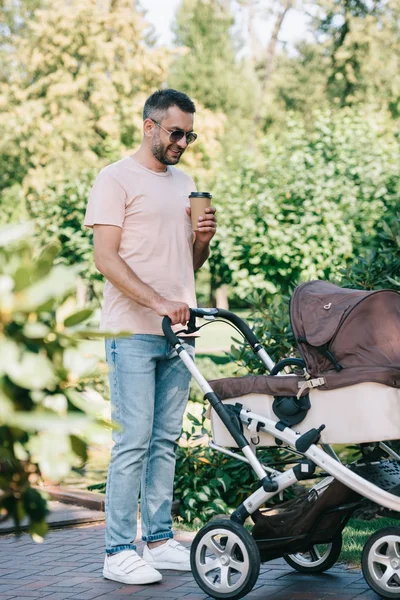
150, 119, 197, 145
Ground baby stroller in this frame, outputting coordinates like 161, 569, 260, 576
162, 280, 400, 600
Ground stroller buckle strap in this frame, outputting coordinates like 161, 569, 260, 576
297, 377, 325, 399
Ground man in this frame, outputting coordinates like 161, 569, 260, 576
84, 89, 216, 585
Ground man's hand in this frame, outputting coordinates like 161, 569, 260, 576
153, 298, 190, 326
186, 206, 217, 244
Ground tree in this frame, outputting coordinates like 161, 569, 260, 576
169, 0, 259, 121
317, 0, 400, 114
0, 0, 226, 283
268, 42, 330, 120
0, 0, 168, 195
208, 108, 400, 303
246, 0, 296, 124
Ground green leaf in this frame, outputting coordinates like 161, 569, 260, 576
63, 347, 98, 380
187, 497, 196, 509
37, 243, 61, 276
387, 276, 400, 287
64, 309, 94, 328
66, 388, 109, 419
70, 435, 88, 462
7, 350, 57, 390
23, 323, 51, 339
28, 518, 49, 540
29, 431, 74, 482
23, 488, 48, 521
16, 265, 79, 312
187, 413, 201, 426
88, 482, 107, 492
196, 491, 209, 502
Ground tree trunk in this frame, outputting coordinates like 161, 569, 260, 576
216, 285, 230, 310
254, 0, 294, 124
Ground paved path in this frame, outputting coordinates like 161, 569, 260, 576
0, 502, 104, 535
0, 523, 381, 599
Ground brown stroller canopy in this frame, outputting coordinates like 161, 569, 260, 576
290, 280, 400, 388
210, 281, 400, 403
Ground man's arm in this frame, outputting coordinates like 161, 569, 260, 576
93, 225, 190, 326
193, 238, 210, 271
186, 206, 217, 271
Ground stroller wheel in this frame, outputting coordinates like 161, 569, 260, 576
190, 518, 260, 600
284, 534, 342, 574
362, 527, 400, 599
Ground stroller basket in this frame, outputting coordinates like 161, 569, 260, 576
252, 479, 360, 559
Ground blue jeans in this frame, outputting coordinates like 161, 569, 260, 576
104, 334, 195, 555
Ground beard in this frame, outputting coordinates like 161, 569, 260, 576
151, 134, 184, 165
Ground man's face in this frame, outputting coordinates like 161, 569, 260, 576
150, 106, 194, 166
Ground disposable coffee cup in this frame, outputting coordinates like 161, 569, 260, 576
189, 192, 212, 231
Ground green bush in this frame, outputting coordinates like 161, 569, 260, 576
228, 292, 298, 375
209, 109, 400, 301
174, 407, 295, 527
188, 354, 240, 404
25, 170, 104, 302
339, 218, 400, 290
0, 223, 110, 538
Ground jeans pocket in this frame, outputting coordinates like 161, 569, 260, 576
180, 338, 195, 358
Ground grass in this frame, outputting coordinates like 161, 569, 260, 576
174, 516, 400, 566
340, 517, 400, 567
195, 309, 252, 354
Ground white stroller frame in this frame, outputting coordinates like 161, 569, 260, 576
162, 308, 400, 600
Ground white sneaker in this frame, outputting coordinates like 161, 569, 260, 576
143, 539, 191, 571
103, 549, 162, 584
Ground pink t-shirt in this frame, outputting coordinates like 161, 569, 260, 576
84, 157, 197, 335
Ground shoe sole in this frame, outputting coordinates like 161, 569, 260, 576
146, 561, 191, 571
103, 568, 162, 584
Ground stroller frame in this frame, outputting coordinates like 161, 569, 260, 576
162, 307, 400, 599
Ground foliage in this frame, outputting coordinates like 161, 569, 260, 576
228, 292, 297, 374
0, 0, 225, 280
1, 0, 400, 532
317, 0, 400, 114
188, 354, 241, 404
174, 407, 294, 527
0, 223, 110, 538
341, 517, 400, 567
209, 108, 400, 301
169, 0, 258, 122
23, 170, 103, 300
0, 0, 168, 193
339, 218, 400, 290
269, 42, 330, 124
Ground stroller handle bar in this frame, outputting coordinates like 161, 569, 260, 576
162, 307, 260, 349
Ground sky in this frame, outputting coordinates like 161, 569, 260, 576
140, 0, 312, 55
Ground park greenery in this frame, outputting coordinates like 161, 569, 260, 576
0, 0, 399, 530
0, 223, 111, 535
2, 0, 399, 304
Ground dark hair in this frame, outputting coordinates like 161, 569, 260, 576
143, 89, 196, 121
